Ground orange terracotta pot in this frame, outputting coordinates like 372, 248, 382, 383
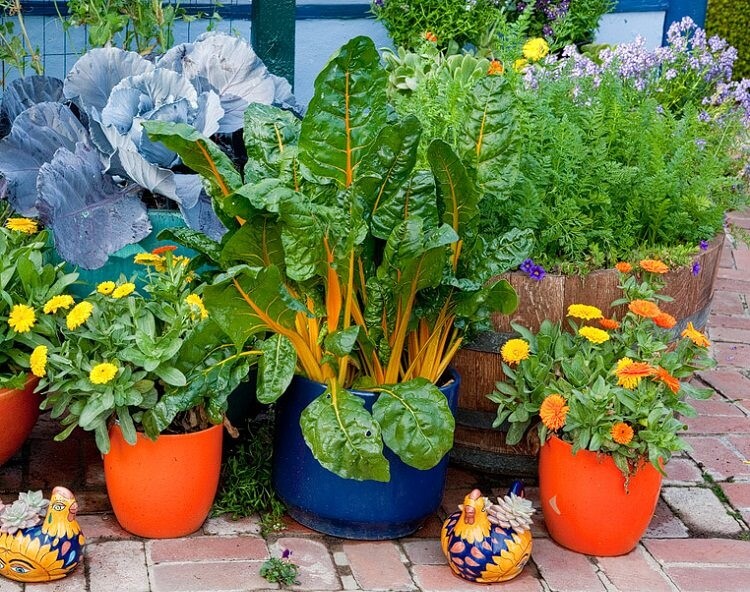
104, 423, 223, 538
0, 375, 40, 465
539, 435, 662, 556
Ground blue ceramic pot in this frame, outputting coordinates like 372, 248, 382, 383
272, 370, 460, 539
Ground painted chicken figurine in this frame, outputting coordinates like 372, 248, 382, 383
441, 481, 534, 584
0, 487, 85, 583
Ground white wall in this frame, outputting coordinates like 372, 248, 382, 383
595, 11, 666, 48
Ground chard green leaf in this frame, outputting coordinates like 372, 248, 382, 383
156, 227, 222, 263
257, 334, 296, 404
372, 378, 454, 470
154, 365, 187, 387
299, 36, 387, 188
220, 217, 285, 270
243, 103, 301, 184
300, 386, 390, 482
324, 327, 360, 356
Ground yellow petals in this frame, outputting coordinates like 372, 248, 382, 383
513, 58, 528, 72
8, 304, 36, 333
89, 363, 118, 385
615, 357, 654, 389
578, 326, 610, 344
567, 304, 603, 320
681, 322, 710, 348
5, 217, 38, 234
43, 295, 75, 314
500, 338, 530, 365
185, 294, 208, 320
30, 345, 48, 378
133, 252, 165, 272
96, 281, 116, 295
522, 38, 549, 62
66, 302, 93, 330
111, 283, 136, 299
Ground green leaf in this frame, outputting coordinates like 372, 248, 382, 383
300, 386, 390, 481
220, 217, 285, 270
299, 36, 388, 188
372, 378, 455, 470
257, 334, 296, 404
154, 365, 187, 387
427, 139, 479, 239
243, 103, 301, 184
455, 278, 518, 323
324, 327, 360, 356
116, 406, 137, 445
156, 227, 222, 263
142, 121, 242, 200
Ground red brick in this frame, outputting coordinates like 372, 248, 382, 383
87, 540, 149, 592
402, 539, 445, 565
596, 546, 672, 592
722, 482, 750, 508
644, 538, 750, 564
273, 537, 340, 591
710, 291, 745, 315
727, 434, 750, 458
531, 538, 605, 591
685, 436, 750, 480
706, 315, 750, 330
77, 513, 133, 540
715, 268, 749, 282
202, 514, 262, 536
699, 370, 750, 399
685, 415, 750, 434
412, 564, 542, 591
732, 247, 750, 270
150, 561, 272, 591
664, 566, 750, 592
689, 397, 746, 416
27, 437, 83, 490
712, 342, 750, 368
644, 499, 689, 538
709, 325, 750, 344
714, 277, 750, 294
278, 515, 321, 536
148, 536, 268, 564
344, 541, 412, 591
664, 457, 703, 484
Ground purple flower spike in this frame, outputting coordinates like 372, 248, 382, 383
692, 261, 701, 276
699, 240, 709, 251
282, 549, 291, 559
529, 264, 546, 281
520, 258, 535, 273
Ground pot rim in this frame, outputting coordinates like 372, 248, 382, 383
109, 420, 223, 443
0, 373, 39, 400
291, 367, 461, 396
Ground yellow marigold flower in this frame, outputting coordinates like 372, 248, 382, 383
30, 345, 48, 378
97, 281, 116, 295
522, 38, 549, 62
615, 262, 632, 273
640, 259, 669, 274
90, 362, 118, 385
111, 283, 136, 299
578, 326, 610, 344
133, 252, 165, 272
43, 294, 75, 314
5, 217, 38, 234
567, 304, 603, 320
487, 60, 504, 75
611, 422, 634, 445
682, 322, 710, 348
615, 357, 654, 389
540, 394, 569, 431
173, 255, 191, 267
185, 294, 208, 320
500, 338, 530, 365
8, 304, 36, 333
66, 301, 93, 330
513, 58, 528, 72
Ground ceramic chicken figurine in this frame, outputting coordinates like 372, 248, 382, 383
0, 487, 85, 583
441, 481, 534, 584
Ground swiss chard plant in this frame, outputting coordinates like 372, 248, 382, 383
0, 33, 297, 270
143, 36, 528, 482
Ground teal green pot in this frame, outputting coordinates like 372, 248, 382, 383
54, 210, 193, 298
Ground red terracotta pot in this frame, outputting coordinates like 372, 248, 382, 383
0, 375, 40, 465
104, 423, 223, 538
539, 435, 662, 556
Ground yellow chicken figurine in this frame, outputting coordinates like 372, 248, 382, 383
0, 487, 85, 583
441, 481, 534, 584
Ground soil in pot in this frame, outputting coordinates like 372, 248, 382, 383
539, 435, 662, 556
103, 423, 223, 538
0, 375, 40, 465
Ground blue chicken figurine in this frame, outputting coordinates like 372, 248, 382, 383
0, 487, 85, 583
441, 481, 534, 584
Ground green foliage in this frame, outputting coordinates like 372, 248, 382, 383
0, 1, 43, 81
259, 554, 299, 586
512, 0, 615, 47
144, 36, 524, 482
707, 0, 750, 79
63, 0, 221, 55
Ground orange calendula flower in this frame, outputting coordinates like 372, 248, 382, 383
681, 322, 710, 347
628, 299, 661, 319
615, 262, 632, 273
653, 311, 676, 329
152, 245, 178, 255
640, 259, 669, 274
611, 422, 634, 445
540, 394, 569, 431
653, 367, 680, 394
599, 318, 620, 330
615, 357, 654, 389
424, 31, 437, 43
487, 60, 504, 75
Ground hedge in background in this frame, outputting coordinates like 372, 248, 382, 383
706, 0, 750, 79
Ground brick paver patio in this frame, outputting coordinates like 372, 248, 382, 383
3, 217, 750, 591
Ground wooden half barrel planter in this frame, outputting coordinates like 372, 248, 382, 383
450, 235, 725, 476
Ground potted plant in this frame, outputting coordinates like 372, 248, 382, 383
39, 249, 252, 538
0, 211, 78, 465
488, 263, 715, 555
0, 32, 297, 276
141, 35, 523, 538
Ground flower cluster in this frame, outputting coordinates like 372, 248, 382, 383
519, 258, 546, 281
492, 270, 715, 476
